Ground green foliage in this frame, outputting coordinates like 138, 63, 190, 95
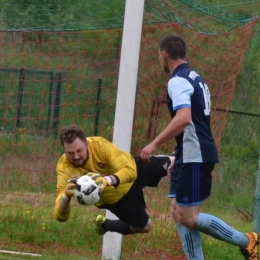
0, 29, 121, 138
0, 0, 125, 30
234, 30, 260, 113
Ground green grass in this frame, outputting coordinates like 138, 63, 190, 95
0, 125, 258, 259
0, 185, 256, 260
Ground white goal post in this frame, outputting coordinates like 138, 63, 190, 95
101, 0, 145, 259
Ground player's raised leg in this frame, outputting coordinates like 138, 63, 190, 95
94, 215, 152, 235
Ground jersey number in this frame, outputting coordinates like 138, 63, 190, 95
199, 82, 211, 115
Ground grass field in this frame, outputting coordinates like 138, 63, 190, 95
0, 122, 258, 260
0, 185, 255, 260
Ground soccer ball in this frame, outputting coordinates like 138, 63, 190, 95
73, 175, 101, 206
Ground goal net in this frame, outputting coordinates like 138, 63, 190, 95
0, 0, 259, 259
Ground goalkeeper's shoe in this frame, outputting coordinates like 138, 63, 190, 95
94, 215, 107, 235
240, 232, 259, 260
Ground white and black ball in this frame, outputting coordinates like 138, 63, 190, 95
73, 175, 101, 206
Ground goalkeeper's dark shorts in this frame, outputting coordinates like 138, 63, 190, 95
104, 155, 171, 229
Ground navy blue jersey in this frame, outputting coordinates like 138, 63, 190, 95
167, 63, 218, 164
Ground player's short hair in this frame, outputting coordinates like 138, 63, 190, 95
60, 124, 86, 146
159, 34, 186, 59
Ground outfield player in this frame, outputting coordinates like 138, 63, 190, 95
140, 34, 258, 260
53, 124, 175, 235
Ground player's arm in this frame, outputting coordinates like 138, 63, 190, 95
104, 138, 137, 186
92, 156, 136, 188
87, 161, 136, 189
53, 170, 77, 222
87, 139, 137, 189
154, 107, 190, 144
54, 192, 70, 222
140, 107, 191, 160
140, 78, 193, 160
108, 155, 137, 186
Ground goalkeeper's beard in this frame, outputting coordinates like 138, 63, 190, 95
72, 157, 88, 168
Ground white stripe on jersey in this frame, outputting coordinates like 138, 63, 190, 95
183, 121, 203, 163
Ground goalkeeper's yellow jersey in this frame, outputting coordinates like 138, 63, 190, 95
53, 136, 137, 222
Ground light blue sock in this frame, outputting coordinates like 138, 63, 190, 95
176, 223, 204, 260
194, 213, 249, 248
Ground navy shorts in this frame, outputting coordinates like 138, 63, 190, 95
168, 163, 215, 206
103, 155, 171, 228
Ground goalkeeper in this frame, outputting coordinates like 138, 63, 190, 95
53, 124, 175, 235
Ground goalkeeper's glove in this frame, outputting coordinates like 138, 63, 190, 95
62, 176, 78, 202
87, 172, 113, 190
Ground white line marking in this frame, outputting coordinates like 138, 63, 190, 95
0, 250, 42, 257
